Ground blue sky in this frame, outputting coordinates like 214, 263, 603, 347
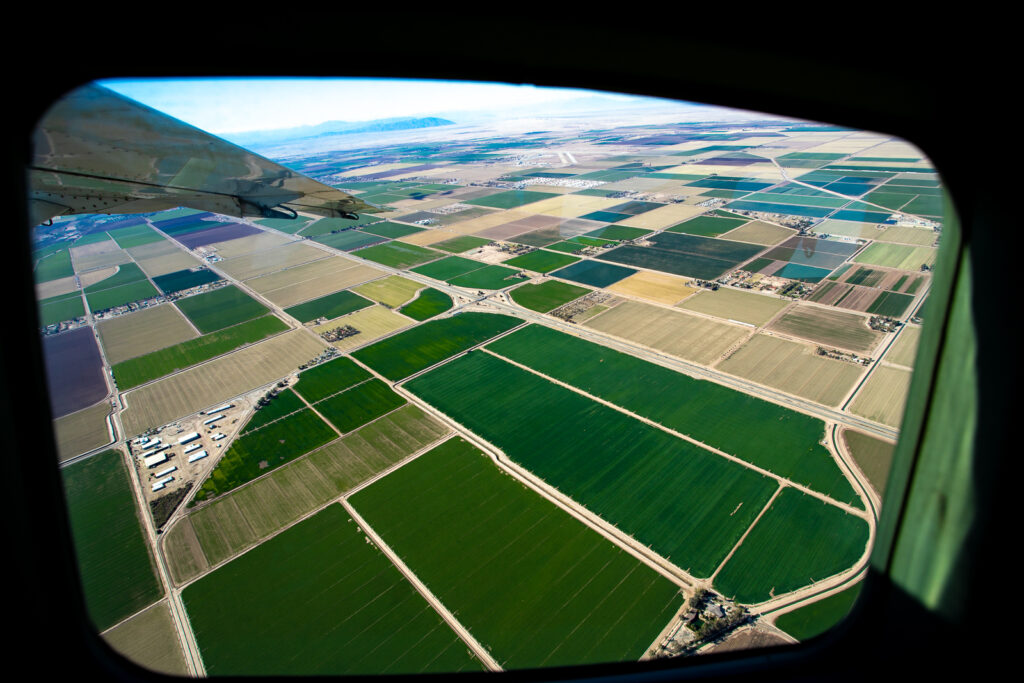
99, 78, 647, 134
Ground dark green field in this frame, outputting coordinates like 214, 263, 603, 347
406, 351, 778, 577
175, 285, 270, 333
38, 291, 85, 326
112, 315, 288, 390
550, 260, 636, 287
35, 249, 74, 282
240, 388, 306, 434
509, 280, 589, 312
195, 409, 337, 500
410, 255, 484, 281
866, 290, 914, 317
183, 505, 481, 675
433, 235, 491, 253
487, 325, 858, 505
358, 221, 425, 238
152, 268, 221, 295
464, 189, 557, 209
283, 290, 373, 323
775, 583, 863, 641
293, 356, 371, 403
108, 224, 164, 248
713, 488, 869, 604
86, 280, 160, 313
602, 232, 763, 280
502, 250, 580, 273
351, 438, 683, 670
542, 241, 586, 254
314, 378, 406, 433
584, 225, 652, 241
666, 215, 747, 237
310, 230, 386, 251
61, 450, 162, 631
299, 215, 383, 236
399, 288, 453, 321
85, 262, 149, 292
446, 264, 523, 289
353, 312, 521, 381
352, 241, 439, 269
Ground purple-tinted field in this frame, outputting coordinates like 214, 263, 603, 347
174, 223, 263, 249
43, 326, 107, 417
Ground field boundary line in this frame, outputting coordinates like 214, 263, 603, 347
340, 499, 503, 672
709, 485, 784, 584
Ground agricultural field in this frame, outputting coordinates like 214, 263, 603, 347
35, 273, 78, 299
584, 300, 751, 366
399, 288, 453, 320
182, 505, 481, 675
352, 241, 439, 269
503, 249, 580, 273
411, 255, 487, 281
207, 231, 297, 260
97, 303, 198, 364
359, 221, 425, 238
406, 351, 780, 577
713, 488, 869, 604
774, 583, 863, 641
128, 240, 201, 277
240, 388, 306, 434
605, 270, 698, 305
768, 306, 883, 355
112, 315, 288, 390
352, 275, 422, 307
666, 213, 748, 237
313, 305, 411, 353
551, 259, 636, 287
43, 326, 107, 418
52, 401, 111, 461
151, 268, 221, 295
85, 280, 160, 313
719, 220, 795, 246
678, 287, 790, 326
294, 356, 371, 403
431, 235, 492, 253
849, 365, 912, 428
843, 429, 896, 498
195, 408, 337, 501
217, 242, 327, 280
35, 249, 75, 282
314, 378, 406, 433
311, 229, 386, 251
583, 224, 652, 240
102, 602, 188, 675
602, 231, 764, 280
447, 264, 523, 289
107, 224, 165, 249
71, 240, 131, 272
246, 259, 383, 308
718, 334, 864, 406
353, 312, 521, 380
762, 236, 858, 272
61, 450, 162, 631
164, 405, 448, 583
886, 325, 921, 367
120, 330, 325, 437
509, 280, 589, 312
854, 243, 936, 270
174, 285, 270, 333
464, 189, 560, 209
488, 325, 858, 505
351, 438, 684, 669
282, 289, 373, 324
37, 291, 85, 326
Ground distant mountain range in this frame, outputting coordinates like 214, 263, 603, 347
223, 117, 455, 146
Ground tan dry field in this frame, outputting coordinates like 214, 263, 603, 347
619, 203, 705, 229
815, 219, 885, 240
313, 305, 412, 353
217, 242, 328, 280
719, 220, 795, 246
850, 365, 912, 427
101, 601, 188, 676
875, 225, 938, 246
397, 227, 466, 246
717, 334, 865, 407
527, 194, 621, 219
886, 325, 921, 367
36, 275, 78, 299
572, 304, 609, 324
521, 184, 578, 195
129, 241, 201, 277
679, 287, 791, 326
701, 626, 791, 654
859, 141, 925, 159
206, 230, 297, 259
335, 162, 415, 178
476, 214, 564, 241
402, 207, 521, 242
164, 405, 448, 584
605, 270, 699, 305
120, 329, 325, 437
97, 302, 199, 364
352, 275, 422, 308
71, 241, 131, 272
53, 401, 112, 461
78, 266, 119, 289
245, 259, 384, 308
599, 177, 677, 193
768, 305, 883, 355
584, 300, 751, 366
841, 428, 896, 498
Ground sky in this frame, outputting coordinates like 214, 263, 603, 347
99, 78, 648, 134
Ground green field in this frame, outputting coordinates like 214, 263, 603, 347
38, 291, 85, 326
411, 255, 485, 281
314, 378, 406, 433
446, 264, 523, 289
293, 356, 371, 403
713, 488, 869, 604
584, 225, 653, 241
240, 388, 306, 434
61, 450, 162, 631
406, 351, 778, 577
551, 259, 636, 287
775, 583, 863, 641
503, 249, 580, 273
83, 262, 147, 292
352, 241, 439, 268
398, 288, 453, 321
310, 230, 385, 251
464, 189, 557, 209
152, 268, 221, 295
195, 409, 337, 501
182, 505, 481, 675
353, 312, 521, 381
433, 235, 491, 253
175, 285, 271, 333
35, 248, 74, 282
487, 325, 858, 505
843, 430, 896, 497
112, 315, 288, 390
666, 214, 747, 237
283, 290, 373, 323
853, 243, 936, 270
508, 280, 589, 312
866, 290, 915, 317
86, 280, 160, 313
351, 438, 683, 670
358, 221, 425, 238
108, 224, 164, 249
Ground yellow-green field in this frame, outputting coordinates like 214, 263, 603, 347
53, 401, 111, 461
313, 305, 412, 352
102, 601, 188, 676
98, 303, 198, 364
875, 225, 938, 246
719, 220, 794, 246
584, 300, 751, 365
717, 333, 865, 406
842, 429, 896, 498
605, 270, 699, 305
853, 243, 936, 271
245, 259, 384, 308
886, 325, 921, 367
679, 288, 791, 326
849, 365, 912, 427
527, 194, 620, 218
352, 275, 422, 308
120, 330, 325, 436
218, 243, 328, 280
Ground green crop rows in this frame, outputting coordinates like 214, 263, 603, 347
503, 250, 579, 273
240, 388, 306, 434
294, 356, 371, 403
38, 291, 85, 326
175, 285, 270, 333
775, 583, 863, 640
398, 288, 453, 321
508, 280, 589, 312
314, 378, 406, 433
352, 241, 439, 269
283, 290, 373, 324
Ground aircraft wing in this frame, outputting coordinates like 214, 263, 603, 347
27, 83, 379, 227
